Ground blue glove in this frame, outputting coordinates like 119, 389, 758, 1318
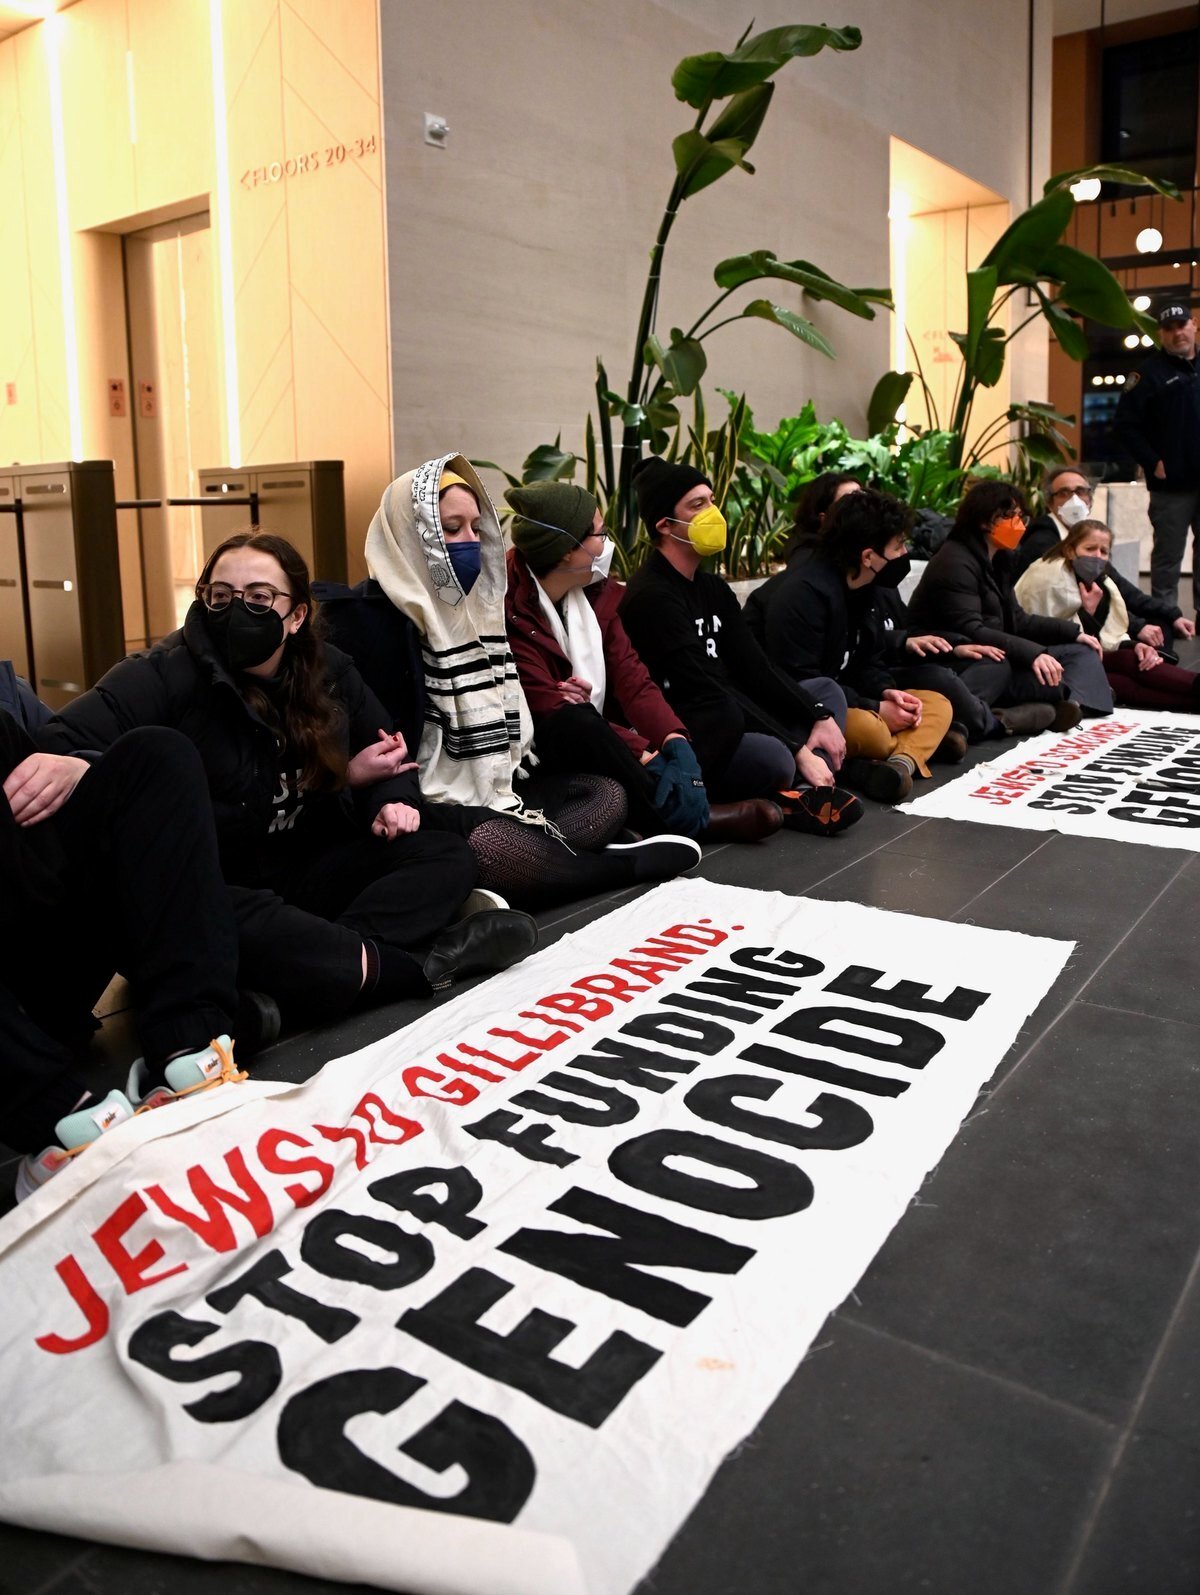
645, 738, 710, 837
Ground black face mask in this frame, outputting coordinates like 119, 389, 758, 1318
202, 599, 286, 672
869, 551, 911, 589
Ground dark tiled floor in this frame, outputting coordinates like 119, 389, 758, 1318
5, 699, 1200, 1595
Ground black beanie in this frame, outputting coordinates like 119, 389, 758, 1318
632, 457, 712, 535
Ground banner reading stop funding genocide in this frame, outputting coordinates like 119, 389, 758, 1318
902, 709, 1200, 846
0, 881, 1072, 1595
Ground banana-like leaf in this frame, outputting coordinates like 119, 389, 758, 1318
1045, 164, 1181, 201
644, 330, 708, 396
982, 188, 1074, 283
469, 458, 522, 491
522, 438, 578, 482
1041, 243, 1146, 329
713, 249, 884, 318
672, 131, 753, 199
1013, 399, 1077, 426
950, 327, 1005, 387
965, 265, 999, 370
584, 414, 598, 499
740, 299, 836, 358
671, 23, 862, 108
1034, 289, 1090, 361
1020, 433, 1069, 465
866, 370, 914, 436
706, 82, 775, 151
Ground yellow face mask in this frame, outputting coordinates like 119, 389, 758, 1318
667, 504, 728, 557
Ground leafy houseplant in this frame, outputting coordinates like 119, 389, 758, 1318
871, 164, 1181, 472
478, 22, 892, 549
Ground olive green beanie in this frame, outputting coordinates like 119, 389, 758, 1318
505, 481, 598, 573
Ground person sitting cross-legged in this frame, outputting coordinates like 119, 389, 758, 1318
745, 488, 955, 803
504, 478, 782, 843
1016, 517, 1200, 711
907, 479, 1114, 730
3, 704, 248, 1202
617, 456, 862, 837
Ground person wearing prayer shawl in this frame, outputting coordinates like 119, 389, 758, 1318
361, 454, 701, 906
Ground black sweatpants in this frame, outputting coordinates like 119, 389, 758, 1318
893, 657, 1011, 740
230, 816, 476, 1023
2, 720, 238, 1154
532, 703, 665, 835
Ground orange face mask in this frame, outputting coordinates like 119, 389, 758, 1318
990, 515, 1026, 551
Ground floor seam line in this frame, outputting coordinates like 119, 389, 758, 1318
1057, 1237, 1200, 1595
837, 1312, 1120, 1433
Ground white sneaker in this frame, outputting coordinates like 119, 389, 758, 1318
15, 1089, 137, 1203
457, 887, 511, 918
127, 1035, 239, 1103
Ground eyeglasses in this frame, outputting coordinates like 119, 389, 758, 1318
990, 510, 1030, 527
197, 581, 294, 614
1050, 484, 1093, 503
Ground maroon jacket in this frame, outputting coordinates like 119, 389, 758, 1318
505, 550, 687, 756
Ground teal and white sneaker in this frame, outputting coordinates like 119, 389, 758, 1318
127, 1034, 240, 1104
15, 1089, 137, 1203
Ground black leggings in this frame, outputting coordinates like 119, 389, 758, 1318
425, 769, 638, 912
1, 719, 239, 1153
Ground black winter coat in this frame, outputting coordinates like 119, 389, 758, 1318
1112, 347, 1200, 492
744, 547, 901, 710
38, 605, 416, 883
907, 530, 1079, 669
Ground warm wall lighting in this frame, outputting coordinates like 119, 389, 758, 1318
209, 0, 241, 466
888, 189, 910, 424
43, 9, 83, 459
1091, 375, 1103, 386
1116, 374, 1126, 384
1070, 177, 1101, 201
1133, 294, 1151, 311
1136, 227, 1163, 253
1123, 333, 1140, 348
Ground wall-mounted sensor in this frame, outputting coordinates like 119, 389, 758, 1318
423, 114, 449, 149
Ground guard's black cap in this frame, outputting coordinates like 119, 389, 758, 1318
1158, 302, 1192, 326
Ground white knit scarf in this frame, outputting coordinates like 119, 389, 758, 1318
533, 581, 607, 712
365, 452, 533, 811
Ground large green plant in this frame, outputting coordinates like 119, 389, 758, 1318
479, 22, 891, 547
872, 163, 1181, 470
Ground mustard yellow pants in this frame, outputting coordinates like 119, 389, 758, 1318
845, 691, 954, 778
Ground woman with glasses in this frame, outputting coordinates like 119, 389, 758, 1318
908, 480, 1114, 728
502, 479, 781, 842
39, 530, 538, 1033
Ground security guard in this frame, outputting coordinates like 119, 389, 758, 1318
1113, 301, 1200, 618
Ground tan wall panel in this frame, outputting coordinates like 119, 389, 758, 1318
0, 38, 43, 463
128, 0, 212, 215
59, 0, 135, 231
14, 25, 70, 460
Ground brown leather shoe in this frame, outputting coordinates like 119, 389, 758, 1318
703, 798, 785, 843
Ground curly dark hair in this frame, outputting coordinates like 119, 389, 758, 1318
780, 471, 864, 562
951, 479, 1027, 540
821, 488, 913, 577
197, 530, 346, 792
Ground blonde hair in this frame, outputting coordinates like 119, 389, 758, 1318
1040, 517, 1111, 564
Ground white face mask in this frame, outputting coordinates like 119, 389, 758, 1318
589, 539, 615, 584
1058, 494, 1091, 529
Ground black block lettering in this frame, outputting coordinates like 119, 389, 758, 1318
564, 1036, 702, 1093
277, 1366, 534, 1521
500, 1187, 753, 1327
300, 1210, 434, 1290
730, 946, 824, 980
610, 1128, 812, 1218
739, 1040, 909, 1097
824, 965, 987, 1021
769, 1004, 945, 1070
512, 1070, 638, 1127
128, 1309, 280, 1423
685, 1072, 873, 1151
368, 1165, 486, 1240
464, 1109, 578, 1166
620, 1011, 732, 1056
207, 1248, 358, 1342
399, 1268, 660, 1427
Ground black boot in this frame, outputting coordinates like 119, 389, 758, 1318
423, 909, 539, 992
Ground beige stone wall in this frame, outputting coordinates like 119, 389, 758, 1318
380, 0, 1052, 509
0, 0, 391, 587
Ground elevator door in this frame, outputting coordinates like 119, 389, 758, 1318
124, 212, 221, 642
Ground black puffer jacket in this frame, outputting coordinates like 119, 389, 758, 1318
907, 529, 1079, 669
39, 605, 417, 883
745, 546, 901, 710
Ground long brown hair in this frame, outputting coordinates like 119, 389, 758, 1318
197, 530, 346, 791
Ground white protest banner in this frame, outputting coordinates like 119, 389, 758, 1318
903, 709, 1200, 847
0, 881, 1072, 1595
